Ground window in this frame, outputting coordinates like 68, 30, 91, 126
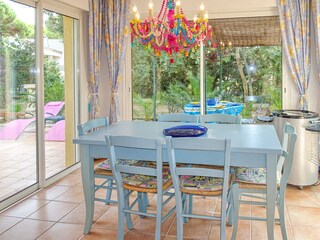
131, 16, 282, 121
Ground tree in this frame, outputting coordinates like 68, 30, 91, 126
0, 0, 33, 108
44, 11, 63, 39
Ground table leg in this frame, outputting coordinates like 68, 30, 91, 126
80, 145, 95, 234
266, 153, 277, 240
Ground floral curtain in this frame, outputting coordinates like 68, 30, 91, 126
104, 0, 130, 123
88, 0, 104, 119
312, 0, 320, 82
277, 0, 311, 110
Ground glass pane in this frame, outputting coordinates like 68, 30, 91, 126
205, 45, 282, 122
0, 0, 37, 201
132, 41, 200, 120
43, 10, 79, 178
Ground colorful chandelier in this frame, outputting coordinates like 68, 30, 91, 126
130, 0, 213, 60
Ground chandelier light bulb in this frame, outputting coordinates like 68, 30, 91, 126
148, 1, 153, 9
133, 5, 137, 13
204, 11, 208, 19
194, 14, 198, 22
135, 12, 140, 20
200, 4, 205, 11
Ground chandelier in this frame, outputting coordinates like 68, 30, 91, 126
130, 0, 213, 61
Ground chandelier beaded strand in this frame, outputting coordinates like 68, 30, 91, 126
130, 0, 213, 61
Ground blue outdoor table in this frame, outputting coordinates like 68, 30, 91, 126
184, 100, 243, 115
73, 121, 281, 240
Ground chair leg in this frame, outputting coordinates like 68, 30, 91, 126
182, 193, 189, 223
117, 189, 126, 240
124, 189, 133, 230
227, 187, 234, 226
231, 183, 240, 240
105, 179, 113, 205
220, 191, 228, 240
278, 190, 288, 240
188, 194, 193, 215
155, 191, 163, 240
175, 191, 184, 240
137, 192, 145, 218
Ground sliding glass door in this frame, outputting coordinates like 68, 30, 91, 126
0, 0, 37, 204
0, 0, 80, 210
43, 9, 79, 179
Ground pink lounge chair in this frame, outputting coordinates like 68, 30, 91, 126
45, 120, 65, 142
0, 101, 64, 140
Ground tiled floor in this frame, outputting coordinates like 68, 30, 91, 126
0, 125, 68, 201
1, 168, 320, 240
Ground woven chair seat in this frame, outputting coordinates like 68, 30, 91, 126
234, 167, 280, 189
95, 158, 145, 176
123, 167, 172, 193
180, 175, 224, 196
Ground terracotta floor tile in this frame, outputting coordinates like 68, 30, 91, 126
27, 201, 78, 221
132, 210, 175, 235
0, 199, 50, 218
292, 225, 320, 240
30, 185, 71, 200
37, 222, 83, 240
287, 205, 320, 226
285, 186, 320, 208
80, 227, 118, 240
124, 229, 165, 240
0, 216, 23, 234
60, 202, 110, 225
0, 219, 54, 240
167, 218, 211, 239
54, 186, 84, 203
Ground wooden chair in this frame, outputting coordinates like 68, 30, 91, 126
77, 117, 117, 204
230, 123, 297, 240
158, 113, 199, 123
200, 113, 242, 124
166, 136, 232, 240
106, 135, 175, 240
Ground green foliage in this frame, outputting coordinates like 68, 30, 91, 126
44, 57, 64, 103
133, 93, 154, 120
44, 11, 63, 39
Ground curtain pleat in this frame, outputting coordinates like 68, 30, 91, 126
88, 0, 104, 119
104, 0, 130, 123
277, 0, 311, 110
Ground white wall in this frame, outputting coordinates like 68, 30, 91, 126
56, 0, 89, 11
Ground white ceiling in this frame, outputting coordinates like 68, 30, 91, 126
133, 0, 278, 19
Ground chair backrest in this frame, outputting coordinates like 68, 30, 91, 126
44, 101, 65, 116
77, 117, 109, 136
158, 113, 199, 123
166, 136, 231, 198
200, 113, 241, 124
277, 123, 297, 188
106, 135, 164, 192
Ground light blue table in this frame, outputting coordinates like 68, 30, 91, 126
73, 121, 282, 239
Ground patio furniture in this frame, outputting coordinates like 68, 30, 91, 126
0, 101, 65, 140
73, 121, 281, 239
200, 113, 242, 124
166, 136, 231, 240
158, 113, 199, 123
230, 123, 297, 240
184, 100, 243, 116
106, 135, 175, 240
45, 119, 65, 141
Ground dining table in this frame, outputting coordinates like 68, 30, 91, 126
73, 120, 282, 239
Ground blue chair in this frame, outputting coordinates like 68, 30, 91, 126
77, 117, 117, 205
166, 136, 231, 240
158, 113, 199, 123
230, 123, 297, 240
106, 135, 175, 240
200, 113, 242, 124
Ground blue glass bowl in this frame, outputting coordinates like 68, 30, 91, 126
163, 125, 208, 138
